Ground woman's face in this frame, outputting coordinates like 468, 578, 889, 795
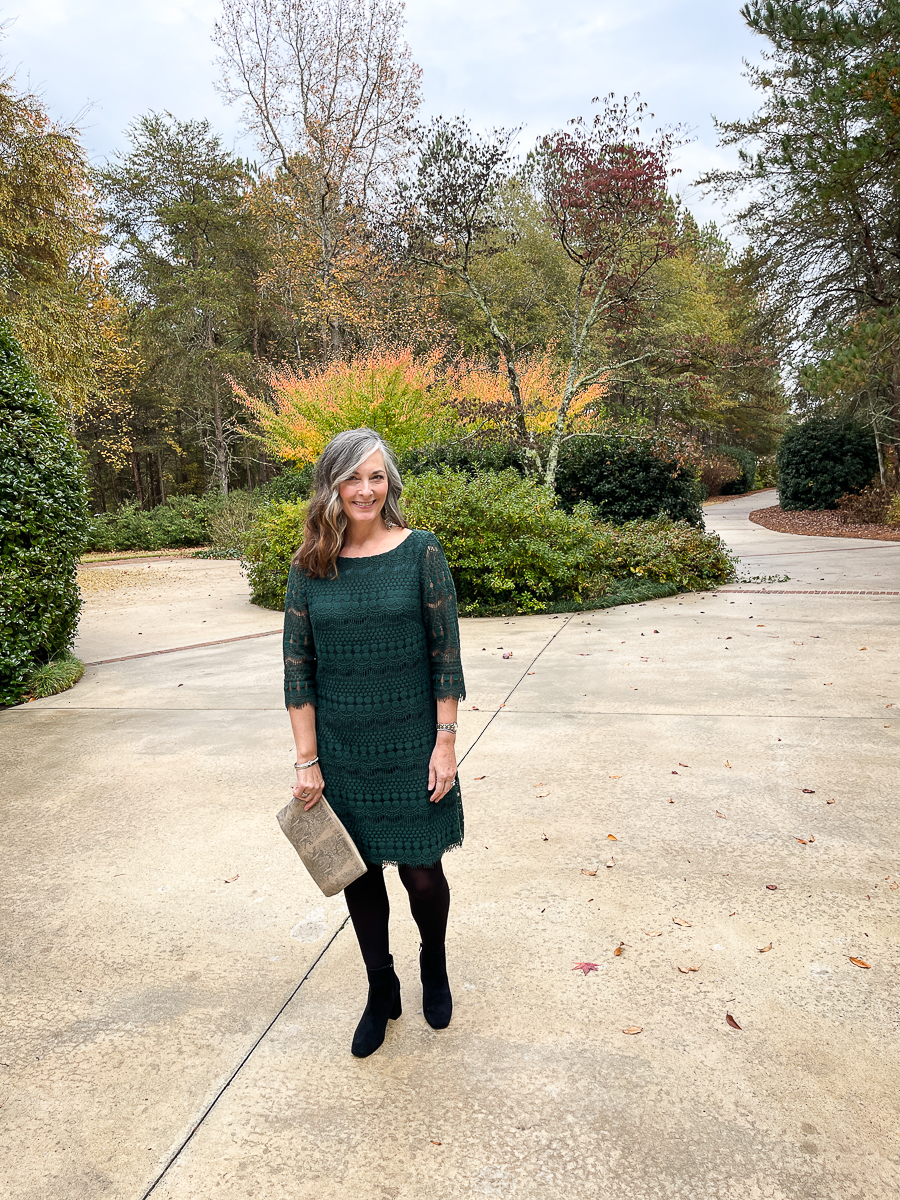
338, 449, 390, 527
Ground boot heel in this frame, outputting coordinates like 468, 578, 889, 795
351, 956, 402, 1058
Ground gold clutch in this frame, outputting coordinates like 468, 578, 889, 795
276, 794, 367, 896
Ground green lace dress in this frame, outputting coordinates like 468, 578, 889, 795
283, 530, 466, 868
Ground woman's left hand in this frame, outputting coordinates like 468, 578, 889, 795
428, 736, 457, 803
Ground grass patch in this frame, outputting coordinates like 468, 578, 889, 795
21, 652, 85, 702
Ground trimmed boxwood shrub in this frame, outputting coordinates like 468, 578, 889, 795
0, 327, 89, 706
553, 437, 704, 526
718, 445, 757, 495
776, 418, 879, 510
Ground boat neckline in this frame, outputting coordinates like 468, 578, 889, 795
337, 529, 418, 562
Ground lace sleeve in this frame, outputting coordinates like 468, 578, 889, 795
420, 535, 466, 701
283, 566, 317, 709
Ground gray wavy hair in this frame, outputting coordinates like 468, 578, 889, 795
293, 428, 406, 577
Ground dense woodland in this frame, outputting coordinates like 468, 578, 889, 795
2, 0, 898, 509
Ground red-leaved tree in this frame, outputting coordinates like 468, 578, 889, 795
535, 95, 681, 483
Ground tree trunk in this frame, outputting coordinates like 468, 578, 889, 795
244, 440, 252, 491
156, 449, 167, 503
212, 385, 229, 496
131, 450, 144, 507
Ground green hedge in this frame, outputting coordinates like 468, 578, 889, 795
241, 470, 736, 615
0, 327, 89, 706
403, 470, 603, 613
399, 440, 525, 478
86, 495, 218, 551
553, 437, 704, 526
718, 445, 757, 495
242, 500, 309, 609
776, 418, 879, 510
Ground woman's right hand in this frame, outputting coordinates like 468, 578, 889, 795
293, 764, 325, 811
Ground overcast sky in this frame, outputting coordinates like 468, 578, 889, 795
5, 0, 765, 228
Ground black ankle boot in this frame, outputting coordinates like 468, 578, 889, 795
420, 943, 452, 1030
351, 957, 402, 1058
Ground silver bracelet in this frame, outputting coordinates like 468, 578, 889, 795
436, 722, 458, 734
294, 756, 319, 770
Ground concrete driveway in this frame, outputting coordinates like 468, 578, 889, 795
1, 497, 898, 1199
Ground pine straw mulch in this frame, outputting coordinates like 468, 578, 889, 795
749, 504, 900, 542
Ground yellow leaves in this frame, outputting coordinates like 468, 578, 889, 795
447, 349, 606, 437
239, 346, 460, 462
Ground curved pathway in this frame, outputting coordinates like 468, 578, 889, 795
1, 505, 898, 1200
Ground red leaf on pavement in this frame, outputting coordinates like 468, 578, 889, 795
573, 962, 598, 976
766, 884, 778, 891
802, 788, 815, 794
726, 1013, 742, 1030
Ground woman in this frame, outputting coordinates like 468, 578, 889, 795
283, 428, 466, 1058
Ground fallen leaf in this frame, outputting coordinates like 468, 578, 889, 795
677, 965, 700, 973
606, 857, 616, 868
808, 836, 816, 843
644, 931, 662, 937
826, 798, 836, 805
609, 774, 622, 780
613, 943, 625, 956
802, 788, 816, 794
431, 1140, 442, 1146
679, 763, 689, 767
502, 652, 513, 659
622, 1026, 643, 1035
725, 760, 732, 768
671, 770, 679, 775
667, 798, 675, 804
766, 884, 778, 891
758, 943, 773, 953
541, 832, 549, 841
535, 792, 550, 798
729, 910, 736, 916
581, 868, 597, 877
849, 957, 871, 969
474, 776, 486, 780
716, 811, 726, 819
726, 1013, 742, 1030
673, 918, 692, 927
224, 874, 239, 883
653, 629, 659, 633
796, 838, 808, 845
859, 646, 867, 651
607, 833, 618, 841
573, 962, 598, 976
470, 705, 479, 710
527, 671, 535, 675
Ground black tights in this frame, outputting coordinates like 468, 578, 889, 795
343, 860, 450, 970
